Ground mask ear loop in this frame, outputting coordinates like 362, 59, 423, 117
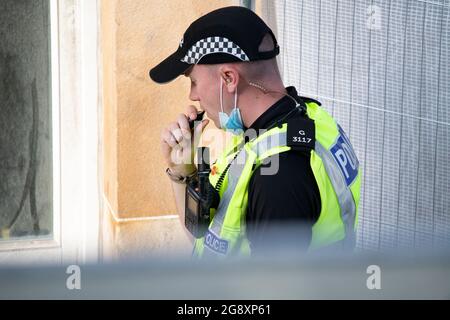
219, 77, 224, 113
234, 85, 238, 110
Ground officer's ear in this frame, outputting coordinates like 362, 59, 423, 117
219, 66, 239, 94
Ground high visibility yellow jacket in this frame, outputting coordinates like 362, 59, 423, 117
193, 100, 361, 258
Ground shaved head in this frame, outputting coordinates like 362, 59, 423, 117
195, 34, 284, 94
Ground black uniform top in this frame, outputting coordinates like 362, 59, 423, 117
245, 86, 321, 254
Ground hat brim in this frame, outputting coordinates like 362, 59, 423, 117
149, 50, 191, 84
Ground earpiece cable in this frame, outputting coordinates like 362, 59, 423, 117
247, 81, 307, 130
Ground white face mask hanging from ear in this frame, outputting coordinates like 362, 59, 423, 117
218, 77, 244, 133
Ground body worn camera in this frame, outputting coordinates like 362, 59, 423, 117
185, 147, 220, 238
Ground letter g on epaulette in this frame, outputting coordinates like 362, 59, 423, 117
286, 117, 315, 151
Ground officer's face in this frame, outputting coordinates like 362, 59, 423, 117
186, 64, 232, 128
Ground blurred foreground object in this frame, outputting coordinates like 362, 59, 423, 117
1, 250, 449, 299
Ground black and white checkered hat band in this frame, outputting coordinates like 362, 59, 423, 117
181, 36, 250, 64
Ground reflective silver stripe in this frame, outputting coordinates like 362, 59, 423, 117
203, 133, 284, 256
204, 148, 247, 255
252, 132, 287, 158
314, 141, 356, 248
254, 130, 357, 247
225, 139, 244, 157
205, 127, 357, 255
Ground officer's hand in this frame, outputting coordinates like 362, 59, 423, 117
161, 105, 209, 176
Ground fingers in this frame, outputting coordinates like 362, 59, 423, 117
191, 119, 210, 148
161, 127, 179, 149
195, 119, 210, 135
170, 124, 184, 144
160, 106, 206, 168
185, 105, 199, 121
179, 106, 204, 139
161, 115, 193, 150
176, 113, 191, 139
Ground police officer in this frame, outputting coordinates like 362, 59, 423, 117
150, 6, 361, 258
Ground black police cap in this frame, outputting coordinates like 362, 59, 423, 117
149, 6, 279, 84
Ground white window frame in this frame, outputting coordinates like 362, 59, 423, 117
0, 0, 101, 266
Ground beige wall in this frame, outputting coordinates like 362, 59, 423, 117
101, 0, 235, 259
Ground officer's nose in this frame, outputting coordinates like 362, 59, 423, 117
189, 87, 199, 102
